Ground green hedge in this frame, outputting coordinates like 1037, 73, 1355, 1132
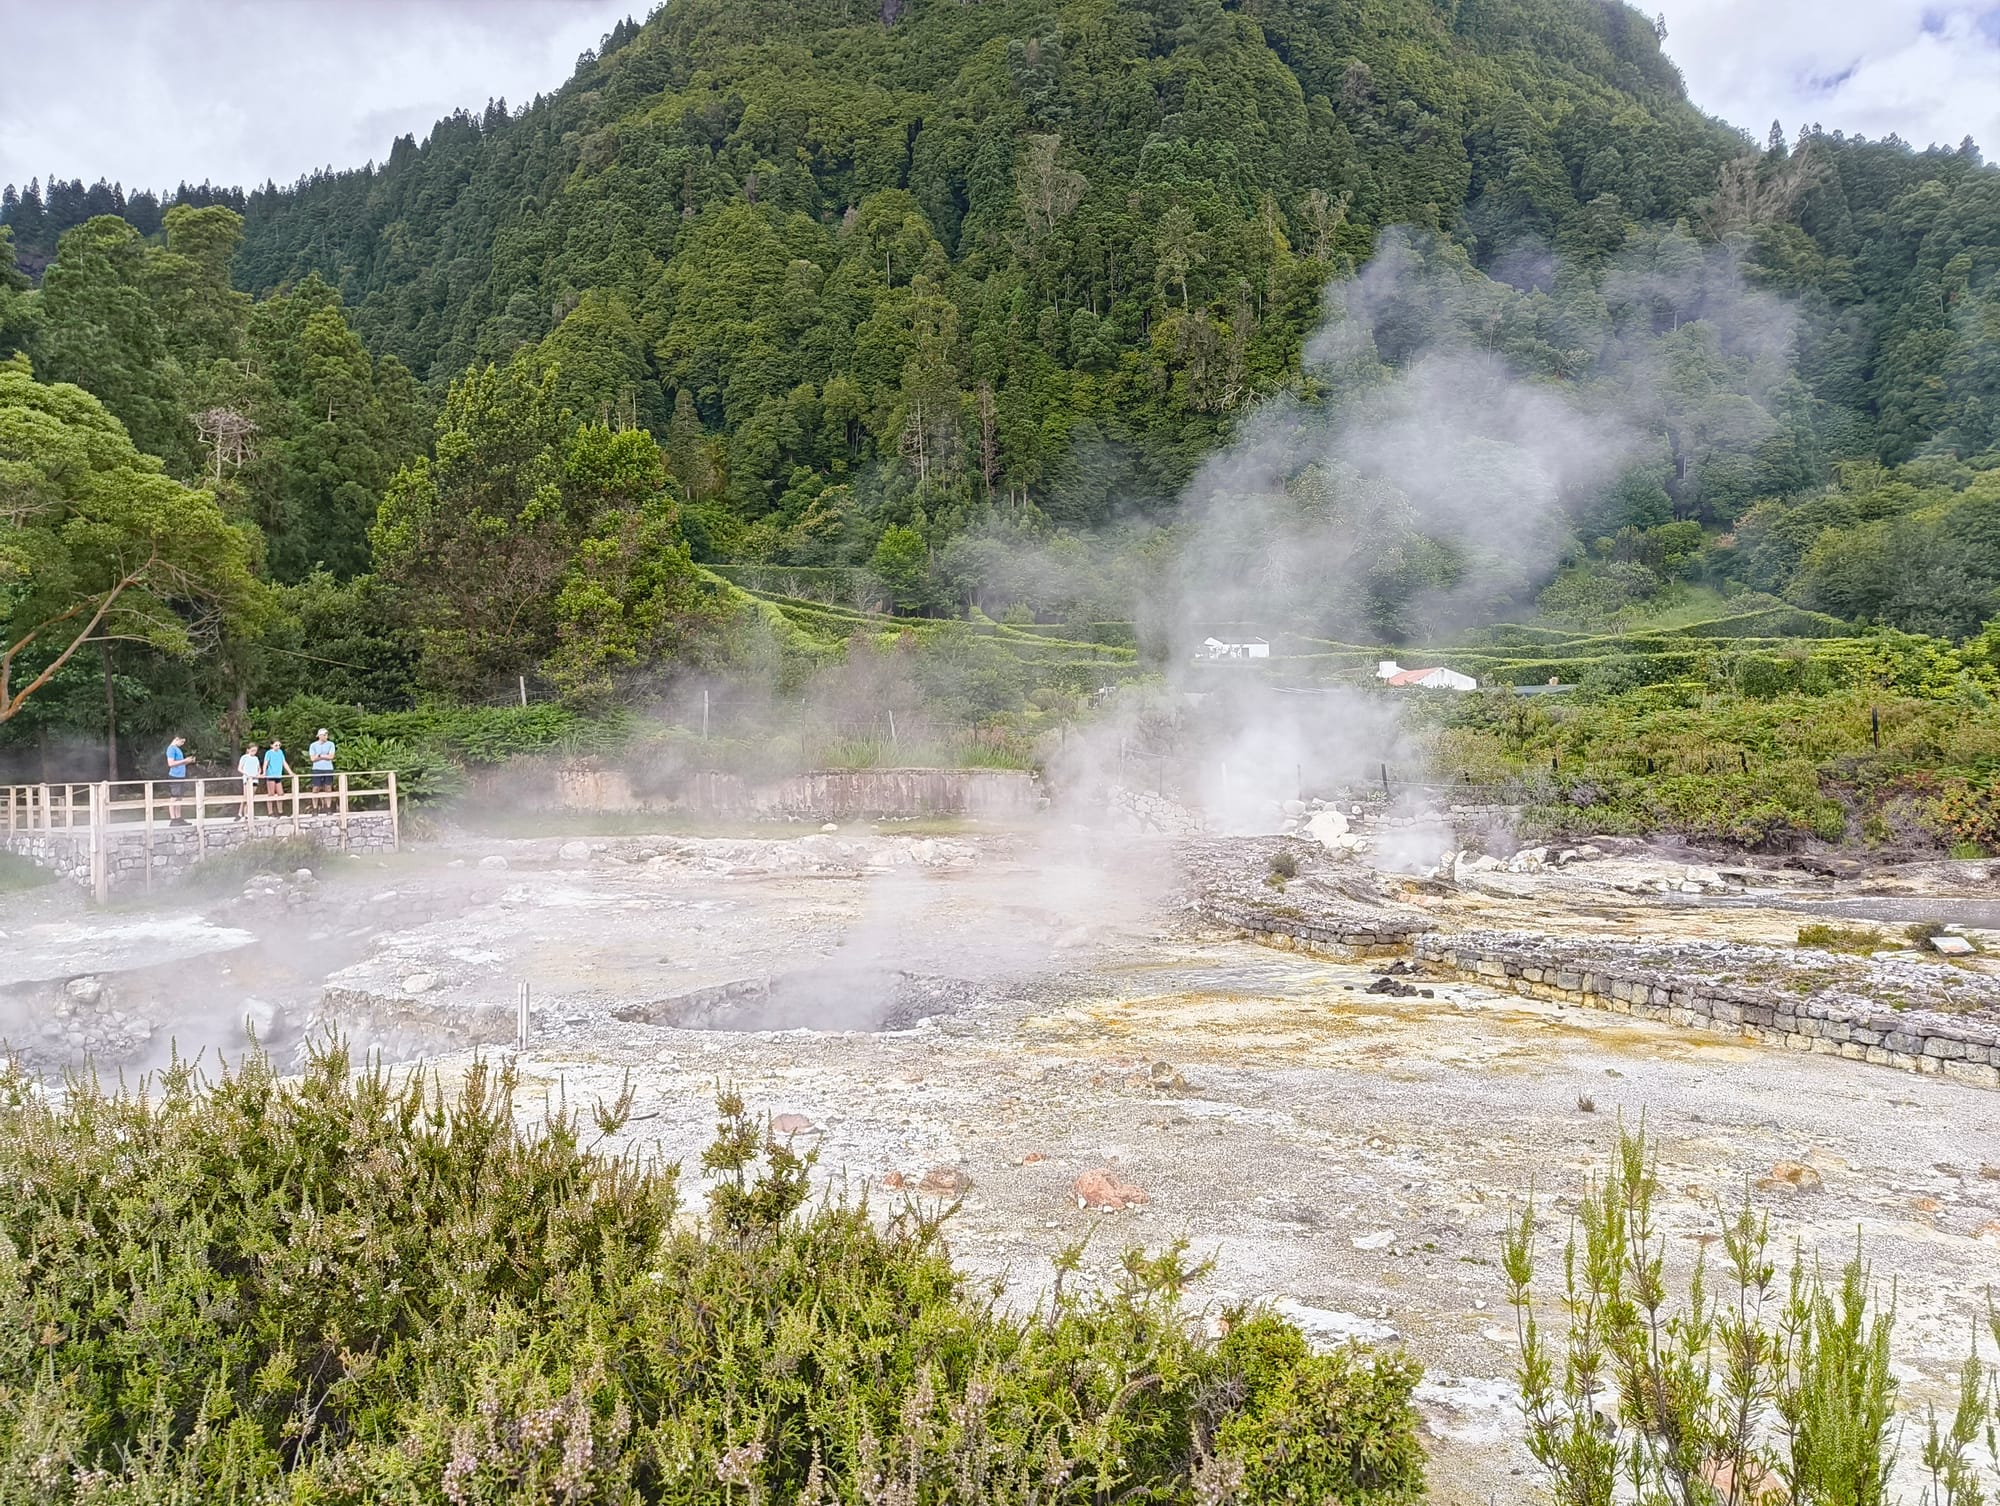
0, 1046, 1427, 1502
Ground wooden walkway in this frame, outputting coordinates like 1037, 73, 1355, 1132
2, 772, 400, 899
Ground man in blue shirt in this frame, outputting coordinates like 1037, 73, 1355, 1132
308, 728, 336, 810
165, 735, 191, 825
262, 739, 292, 800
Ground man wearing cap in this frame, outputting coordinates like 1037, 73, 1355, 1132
308, 728, 337, 811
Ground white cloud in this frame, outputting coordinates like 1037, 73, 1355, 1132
0, 0, 637, 194
1659, 0, 2000, 154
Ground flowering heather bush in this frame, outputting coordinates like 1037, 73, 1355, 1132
0, 1044, 1425, 1503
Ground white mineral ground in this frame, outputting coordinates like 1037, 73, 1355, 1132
4, 818, 1998, 1506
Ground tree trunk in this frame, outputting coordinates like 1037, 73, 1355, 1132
102, 643, 118, 780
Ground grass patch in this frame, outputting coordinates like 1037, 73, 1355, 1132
0, 850, 54, 892
0, 1043, 1427, 1501
1795, 922, 1889, 954
164, 835, 329, 896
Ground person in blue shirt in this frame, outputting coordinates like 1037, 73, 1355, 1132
307, 728, 337, 811
165, 735, 191, 825
262, 739, 293, 799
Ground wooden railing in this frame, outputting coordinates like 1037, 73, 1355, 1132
3, 770, 400, 859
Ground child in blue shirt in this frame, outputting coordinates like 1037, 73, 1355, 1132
262, 739, 292, 797
165, 735, 191, 824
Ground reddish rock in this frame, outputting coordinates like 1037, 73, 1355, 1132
1017, 1151, 1046, 1165
881, 1170, 906, 1189
918, 1165, 970, 1196
1074, 1168, 1147, 1211
1757, 1161, 1824, 1193
771, 1113, 814, 1135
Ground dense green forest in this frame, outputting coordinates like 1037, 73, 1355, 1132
6, 0, 2000, 816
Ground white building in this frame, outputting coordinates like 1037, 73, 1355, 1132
1375, 659, 1477, 691
1201, 636, 1271, 660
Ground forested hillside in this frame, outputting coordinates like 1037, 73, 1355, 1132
7, 0, 2000, 810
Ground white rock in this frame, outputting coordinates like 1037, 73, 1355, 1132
557, 840, 591, 863
821, 822, 839, 833
1302, 808, 1350, 850
446, 858, 466, 869
478, 855, 509, 870
241, 997, 278, 1037
1271, 1298, 1398, 1346
1576, 844, 1604, 859
1685, 865, 1723, 887
1351, 804, 1364, 817
1928, 935, 1975, 956
1351, 1229, 1397, 1251
402, 972, 439, 994
64, 975, 103, 1003
292, 868, 315, 881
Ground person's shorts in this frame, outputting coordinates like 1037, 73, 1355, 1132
312, 772, 334, 791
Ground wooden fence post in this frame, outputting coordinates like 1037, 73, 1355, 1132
142, 779, 155, 893
386, 771, 401, 851
90, 784, 108, 903
195, 778, 207, 857
337, 772, 350, 846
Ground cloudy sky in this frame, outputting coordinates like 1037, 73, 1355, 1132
2, 0, 1999, 197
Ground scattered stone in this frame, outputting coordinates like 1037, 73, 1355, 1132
1017, 1151, 1046, 1165
771, 1113, 814, 1135
292, 868, 314, 881
1759, 1160, 1824, 1193
1351, 1229, 1397, 1251
1928, 935, 1975, 956
1365, 975, 1423, 998
1685, 865, 1724, 888
478, 855, 509, 870
880, 1170, 906, 1190
820, 822, 839, 833
1147, 1060, 1189, 1092
917, 1165, 970, 1196
401, 972, 439, 995
1074, 1168, 1147, 1210
557, 840, 591, 863
64, 976, 103, 1004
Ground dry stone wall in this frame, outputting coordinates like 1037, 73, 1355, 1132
1204, 904, 2000, 1090
1, 813, 397, 896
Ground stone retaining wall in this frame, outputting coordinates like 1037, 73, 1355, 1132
1, 813, 398, 896
1204, 904, 2000, 1090
552, 764, 1043, 820
1202, 899, 1431, 957
1412, 933, 2000, 1089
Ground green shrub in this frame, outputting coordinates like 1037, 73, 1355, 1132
0, 1043, 1426, 1502
1500, 1124, 1969, 1506
1796, 923, 1888, 954
0, 850, 52, 892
